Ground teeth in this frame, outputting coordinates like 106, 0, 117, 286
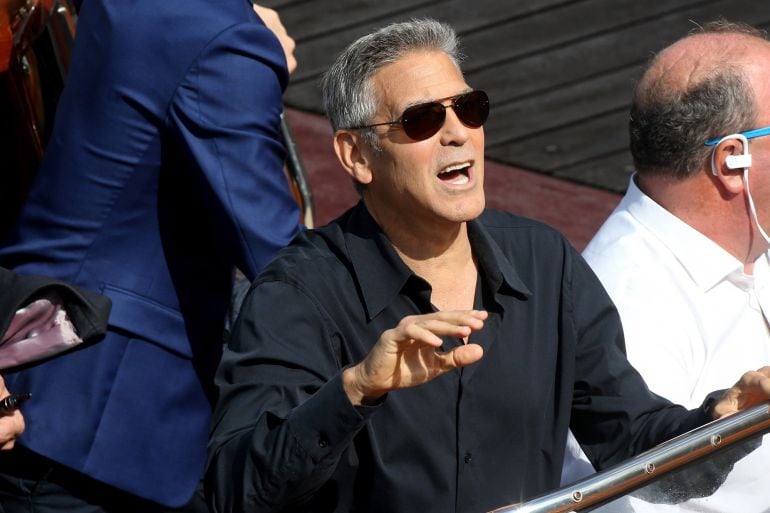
439, 162, 471, 174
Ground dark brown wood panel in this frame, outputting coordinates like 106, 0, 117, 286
548, 151, 635, 192
468, 0, 770, 102
260, 0, 441, 42
487, 109, 629, 171
280, 0, 574, 86
460, 0, 702, 75
475, 0, 770, 184
484, 64, 639, 146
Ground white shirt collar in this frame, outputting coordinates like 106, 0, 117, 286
623, 176, 757, 292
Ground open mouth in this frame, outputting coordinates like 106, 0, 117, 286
437, 162, 471, 185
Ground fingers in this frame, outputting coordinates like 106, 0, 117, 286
0, 410, 24, 450
391, 310, 487, 347
0, 376, 25, 450
343, 311, 488, 405
714, 366, 770, 418
252, 4, 297, 74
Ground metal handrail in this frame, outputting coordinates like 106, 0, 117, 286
280, 112, 315, 228
490, 402, 770, 513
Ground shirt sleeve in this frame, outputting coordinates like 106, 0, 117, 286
206, 279, 376, 513
167, 21, 300, 279
564, 244, 711, 470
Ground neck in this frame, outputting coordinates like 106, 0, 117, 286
387, 217, 472, 277
365, 200, 478, 310
395, 228, 478, 312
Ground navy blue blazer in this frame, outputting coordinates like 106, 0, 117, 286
0, 0, 299, 506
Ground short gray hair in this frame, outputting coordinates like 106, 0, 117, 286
630, 21, 766, 179
321, 19, 462, 149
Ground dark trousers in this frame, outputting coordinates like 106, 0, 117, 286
0, 446, 209, 513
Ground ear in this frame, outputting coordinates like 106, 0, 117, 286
711, 137, 748, 195
333, 130, 373, 186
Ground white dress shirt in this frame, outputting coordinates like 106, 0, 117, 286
580, 176, 770, 512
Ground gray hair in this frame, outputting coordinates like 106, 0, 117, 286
321, 18, 462, 150
630, 21, 766, 179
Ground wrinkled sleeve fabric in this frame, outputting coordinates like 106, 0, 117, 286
206, 279, 375, 513
563, 243, 712, 469
167, 22, 300, 279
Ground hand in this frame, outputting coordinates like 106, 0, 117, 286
712, 366, 770, 418
252, 4, 297, 74
342, 310, 487, 405
0, 376, 24, 450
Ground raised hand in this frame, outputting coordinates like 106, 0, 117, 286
252, 4, 297, 74
342, 310, 487, 405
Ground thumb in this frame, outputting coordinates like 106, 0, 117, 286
440, 343, 483, 370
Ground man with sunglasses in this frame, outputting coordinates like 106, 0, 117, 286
578, 20, 770, 512
207, 19, 770, 513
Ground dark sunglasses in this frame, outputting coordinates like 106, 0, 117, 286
346, 90, 489, 141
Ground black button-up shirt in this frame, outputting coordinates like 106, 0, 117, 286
207, 202, 710, 513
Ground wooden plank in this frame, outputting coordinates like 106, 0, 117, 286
259, 0, 308, 9
460, 0, 702, 74
468, 0, 770, 104
485, 8, 770, 188
485, 109, 629, 171
549, 151, 635, 194
260, 0, 441, 42
483, 64, 641, 146
284, 0, 575, 85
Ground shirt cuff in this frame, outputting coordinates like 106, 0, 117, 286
287, 372, 380, 463
701, 389, 729, 421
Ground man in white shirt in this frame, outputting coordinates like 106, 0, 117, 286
581, 20, 770, 512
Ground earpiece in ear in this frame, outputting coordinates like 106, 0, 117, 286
711, 133, 751, 175
726, 153, 753, 169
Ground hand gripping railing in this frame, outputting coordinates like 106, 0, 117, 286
489, 402, 770, 513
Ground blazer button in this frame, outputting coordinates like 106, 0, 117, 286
464, 452, 473, 464
318, 437, 329, 448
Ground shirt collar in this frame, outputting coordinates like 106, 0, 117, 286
467, 216, 532, 299
343, 202, 530, 321
624, 176, 747, 292
343, 202, 415, 321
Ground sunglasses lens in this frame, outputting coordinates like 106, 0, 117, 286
398, 90, 489, 141
454, 91, 489, 128
401, 103, 446, 141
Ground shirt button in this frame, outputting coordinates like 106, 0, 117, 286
464, 452, 473, 464
318, 437, 329, 448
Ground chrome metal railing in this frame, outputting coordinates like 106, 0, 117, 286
490, 402, 770, 513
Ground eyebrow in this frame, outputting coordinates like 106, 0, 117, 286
400, 87, 474, 110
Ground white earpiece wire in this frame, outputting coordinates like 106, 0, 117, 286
710, 133, 770, 246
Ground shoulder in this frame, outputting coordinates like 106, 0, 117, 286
256, 223, 353, 291
582, 207, 664, 299
477, 208, 570, 249
476, 208, 576, 272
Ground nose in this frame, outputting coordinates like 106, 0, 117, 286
439, 104, 473, 147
